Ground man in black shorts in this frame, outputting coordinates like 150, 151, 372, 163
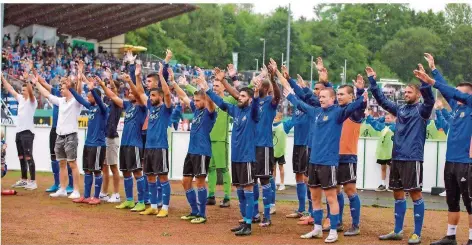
69, 78, 108, 205
413, 54, 472, 245
172, 73, 216, 224
221, 60, 281, 227
2, 72, 37, 190
369, 65, 434, 244
133, 61, 173, 217
205, 73, 261, 236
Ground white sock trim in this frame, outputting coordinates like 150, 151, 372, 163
447, 224, 457, 236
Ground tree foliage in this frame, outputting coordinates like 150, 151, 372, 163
126, 3, 472, 85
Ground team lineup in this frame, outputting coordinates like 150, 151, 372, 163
2, 50, 472, 245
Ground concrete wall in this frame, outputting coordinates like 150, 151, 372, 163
2, 125, 447, 192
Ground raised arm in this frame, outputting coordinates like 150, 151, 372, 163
162, 68, 173, 108
206, 92, 216, 113
205, 89, 234, 116
284, 88, 319, 119
441, 108, 452, 122
366, 67, 398, 116
221, 65, 240, 100
1, 73, 19, 99
424, 53, 457, 108
268, 62, 281, 106
435, 82, 472, 107
122, 73, 146, 106
172, 76, 191, 107
134, 63, 148, 103
283, 119, 296, 134
33, 79, 58, 104
91, 88, 107, 114
97, 76, 123, 108
418, 81, 435, 119
251, 80, 261, 121
36, 73, 52, 92
365, 115, 386, 131
434, 109, 448, 132
338, 94, 368, 123
69, 87, 91, 109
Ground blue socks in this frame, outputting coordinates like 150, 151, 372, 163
349, 193, 361, 227
296, 182, 306, 212
237, 188, 246, 218
185, 189, 199, 215
161, 181, 171, 206
124, 176, 134, 201
156, 179, 163, 205
262, 183, 272, 221
149, 181, 158, 205
330, 214, 339, 230
143, 177, 149, 203
244, 190, 254, 224
136, 176, 145, 203
413, 198, 425, 236
307, 186, 313, 213
394, 198, 407, 233
270, 177, 276, 205
197, 187, 208, 218
94, 174, 103, 198
67, 163, 73, 188
51, 160, 59, 186
84, 173, 93, 198
253, 183, 259, 218
337, 192, 344, 225
313, 209, 323, 225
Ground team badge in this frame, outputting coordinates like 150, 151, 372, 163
242, 115, 247, 121
460, 112, 465, 118
323, 115, 328, 121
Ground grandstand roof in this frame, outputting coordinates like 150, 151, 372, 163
3, 4, 197, 41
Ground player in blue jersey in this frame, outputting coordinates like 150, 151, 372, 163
69, 77, 108, 205
278, 66, 367, 243
281, 66, 327, 226
222, 59, 281, 227
35, 74, 74, 194
172, 72, 216, 224
413, 54, 472, 245
368, 65, 435, 245
132, 63, 173, 217
204, 74, 261, 236
99, 72, 147, 212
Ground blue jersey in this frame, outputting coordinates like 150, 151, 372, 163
188, 101, 216, 156
432, 70, 472, 163
255, 96, 277, 147
145, 101, 173, 149
206, 90, 259, 163
287, 94, 365, 166
69, 88, 108, 146
292, 108, 310, 146
51, 87, 60, 128
121, 101, 147, 148
369, 76, 434, 162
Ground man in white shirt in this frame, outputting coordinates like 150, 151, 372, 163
35, 76, 82, 199
1, 73, 38, 190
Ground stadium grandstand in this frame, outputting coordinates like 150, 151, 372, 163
1, 3, 196, 125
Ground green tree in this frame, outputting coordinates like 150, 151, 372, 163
445, 3, 472, 28
380, 27, 442, 82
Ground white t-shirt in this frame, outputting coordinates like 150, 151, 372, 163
48, 94, 82, 135
16, 96, 38, 133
